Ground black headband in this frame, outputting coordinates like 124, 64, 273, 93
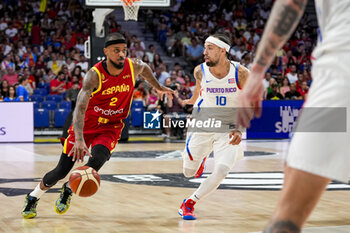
104, 39, 127, 48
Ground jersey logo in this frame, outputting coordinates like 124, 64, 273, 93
228, 78, 235, 84
102, 79, 109, 83
205, 80, 212, 83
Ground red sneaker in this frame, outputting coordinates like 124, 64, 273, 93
195, 157, 207, 178
178, 199, 197, 220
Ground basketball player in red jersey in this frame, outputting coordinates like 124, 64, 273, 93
22, 33, 174, 219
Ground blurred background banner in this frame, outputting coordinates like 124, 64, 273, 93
0, 102, 34, 142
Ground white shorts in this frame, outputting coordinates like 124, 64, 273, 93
182, 132, 244, 171
287, 63, 350, 183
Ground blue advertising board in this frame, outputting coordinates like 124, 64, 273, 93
246, 100, 304, 139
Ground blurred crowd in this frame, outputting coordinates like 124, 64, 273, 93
142, 0, 317, 101
0, 0, 319, 135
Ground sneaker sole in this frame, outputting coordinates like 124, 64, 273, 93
183, 215, 196, 220
178, 208, 196, 220
55, 202, 70, 215
21, 212, 36, 219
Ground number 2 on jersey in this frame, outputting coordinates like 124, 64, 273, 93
216, 96, 226, 106
110, 97, 118, 106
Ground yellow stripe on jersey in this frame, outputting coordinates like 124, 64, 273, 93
128, 59, 135, 86
91, 67, 102, 97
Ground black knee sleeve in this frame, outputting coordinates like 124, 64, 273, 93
42, 153, 75, 187
85, 144, 111, 172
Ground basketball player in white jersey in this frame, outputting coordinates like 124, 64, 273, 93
237, 0, 350, 232
178, 34, 249, 220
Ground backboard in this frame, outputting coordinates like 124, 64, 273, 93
84, 0, 172, 8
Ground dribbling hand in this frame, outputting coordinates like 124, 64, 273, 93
67, 140, 92, 162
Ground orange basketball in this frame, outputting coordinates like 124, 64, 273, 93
69, 166, 100, 197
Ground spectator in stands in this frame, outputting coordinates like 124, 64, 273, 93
295, 72, 304, 93
1, 66, 18, 86
130, 41, 145, 59
3, 86, 19, 102
264, 77, 277, 99
299, 81, 309, 99
151, 53, 163, 71
0, 80, 9, 100
75, 55, 88, 73
71, 66, 83, 82
279, 77, 291, 98
16, 76, 29, 101
154, 66, 169, 86
65, 57, 75, 73
145, 87, 159, 111
262, 72, 271, 90
14, 55, 28, 71
142, 55, 151, 67
266, 83, 284, 100
133, 80, 147, 102
186, 37, 204, 67
145, 44, 156, 63
164, 81, 187, 138
183, 74, 195, 92
1, 54, 14, 71
66, 81, 80, 103
47, 53, 63, 75
286, 64, 298, 83
285, 83, 302, 100
50, 71, 67, 95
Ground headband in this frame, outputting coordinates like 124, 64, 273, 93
205, 36, 230, 52
104, 39, 127, 48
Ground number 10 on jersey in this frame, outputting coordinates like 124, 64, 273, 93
216, 96, 226, 106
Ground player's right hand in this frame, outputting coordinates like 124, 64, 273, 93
68, 140, 92, 162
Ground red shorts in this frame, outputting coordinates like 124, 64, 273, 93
63, 128, 122, 155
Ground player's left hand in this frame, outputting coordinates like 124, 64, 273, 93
229, 130, 242, 145
157, 85, 175, 101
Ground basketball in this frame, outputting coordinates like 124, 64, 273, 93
69, 166, 100, 197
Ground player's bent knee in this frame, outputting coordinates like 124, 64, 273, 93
85, 144, 111, 172
214, 164, 231, 178
183, 168, 196, 178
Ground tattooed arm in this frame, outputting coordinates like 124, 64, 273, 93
237, 0, 307, 128
253, 0, 307, 73
132, 58, 174, 99
237, 64, 250, 88
68, 69, 99, 162
183, 65, 202, 105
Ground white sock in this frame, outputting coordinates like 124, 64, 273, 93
29, 183, 46, 199
189, 194, 200, 202
191, 164, 230, 201
66, 181, 71, 189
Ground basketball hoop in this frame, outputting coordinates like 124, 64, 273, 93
121, 0, 141, 21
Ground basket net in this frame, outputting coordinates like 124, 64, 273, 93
121, 0, 141, 21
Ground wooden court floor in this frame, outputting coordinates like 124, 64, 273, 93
1, 140, 350, 233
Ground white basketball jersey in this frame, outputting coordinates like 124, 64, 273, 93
192, 62, 241, 126
312, 0, 350, 59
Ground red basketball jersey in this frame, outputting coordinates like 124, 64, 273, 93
71, 58, 135, 133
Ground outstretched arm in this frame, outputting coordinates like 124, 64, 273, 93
183, 65, 202, 105
237, 0, 307, 128
132, 58, 175, 100
68, 69, 99, 162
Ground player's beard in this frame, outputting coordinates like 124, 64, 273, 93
110, 59, 125, 69
206, 58, 219, 67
